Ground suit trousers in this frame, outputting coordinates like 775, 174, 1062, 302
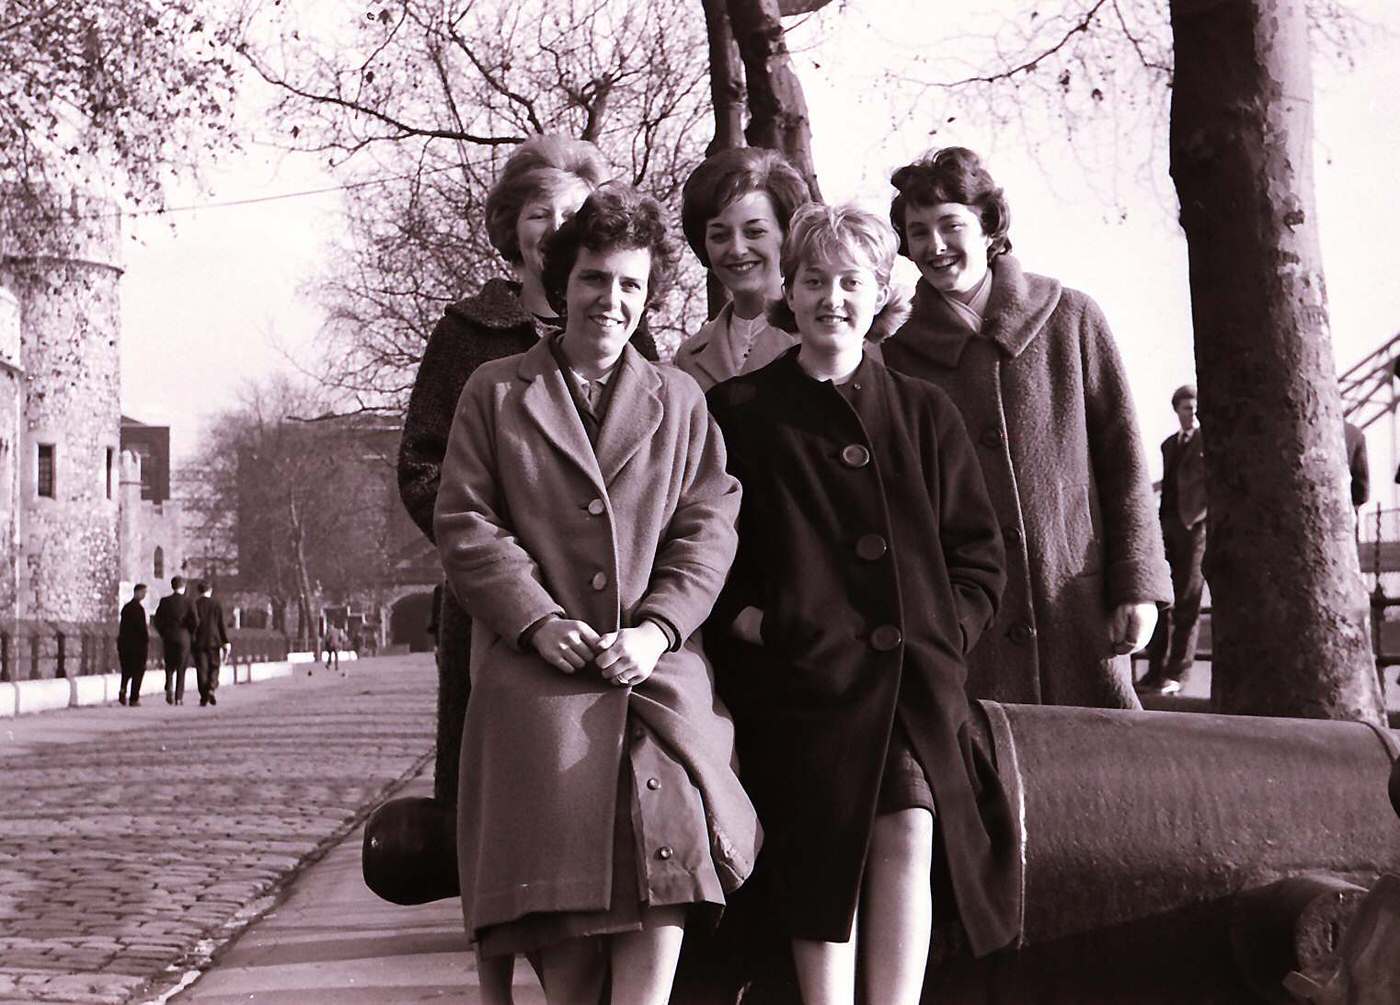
119, 653, 146, 701
163, 642, 192, 701
193, 648, 222, 702
1146, 515, 1207, 683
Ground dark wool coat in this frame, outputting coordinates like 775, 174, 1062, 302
881, 255, 1172, 709
434, 339, 758, 937
117, 599, 149, 668
707, 350, 1019, 956
396, 277, 658, 802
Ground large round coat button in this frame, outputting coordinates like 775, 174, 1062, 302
856, 534, 887, 561
981, 428, 1004, 449
1009, 622, 1036, 644
591, 572, 608, 591
656, 846, 674, 860
587, 498, 606, 516
646, 777, 661, 791
840, 444, 871, 468
870, 624, 903, 651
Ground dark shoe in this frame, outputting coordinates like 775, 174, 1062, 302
117, 693, 127, 706
199, 697, 209, 706
129, 699, 140, 707
165, 692, 174, 705
208, 693, 216, 706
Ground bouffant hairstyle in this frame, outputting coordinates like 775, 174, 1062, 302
780, 202, 898, 288
769, 203, 897, 333
541, 182, 680, 316
484, 136, 612, 265
888, 146, 1012, 260
680, 147, 812, 267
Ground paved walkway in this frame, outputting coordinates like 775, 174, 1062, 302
0, 654, 438, 1004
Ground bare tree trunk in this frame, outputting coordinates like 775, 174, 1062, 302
724, 0, 822, 200
1168, 0, 1382, 724
288, 493, 320, 658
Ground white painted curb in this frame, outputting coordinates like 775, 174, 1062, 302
0, 659, 296, 718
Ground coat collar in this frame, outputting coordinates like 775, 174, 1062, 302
516, 337, 664, 490
897, 255, 1063, 368
675, 303, 736, 386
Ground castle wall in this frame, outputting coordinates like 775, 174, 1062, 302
2, 196, 123, 621
0, 286, 21, 622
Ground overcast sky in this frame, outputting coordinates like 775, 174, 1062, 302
119, 0, 1400, 503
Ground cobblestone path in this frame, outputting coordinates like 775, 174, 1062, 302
0, 654, 437, 1004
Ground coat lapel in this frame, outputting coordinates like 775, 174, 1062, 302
516, 340, 608, 497
676, 310, 732, 387
594, 345, 663, 485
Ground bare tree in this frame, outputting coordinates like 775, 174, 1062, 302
0, 0, 238, 250
234, 0, 715, 406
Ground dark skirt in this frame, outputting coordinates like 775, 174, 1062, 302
876, 720, 936, 816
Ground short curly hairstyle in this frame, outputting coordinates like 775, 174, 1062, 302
680, 147, 812, 268
541, 182, 681, 316
484, 136, 612, 265
889, 146, 1012, 260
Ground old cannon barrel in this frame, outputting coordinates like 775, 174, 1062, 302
932, 702, 1400, 1003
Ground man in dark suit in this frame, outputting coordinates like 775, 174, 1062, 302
192, 580, 231, 707
117, 583, 149, 706
1139, 384, 1208, 696
152, 576, 199, 705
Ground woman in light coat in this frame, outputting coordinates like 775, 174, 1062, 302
435, 183, 758, 1004
881, 146, 1171, 709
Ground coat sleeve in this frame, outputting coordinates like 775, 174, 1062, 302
928, 389, 1006, 654
215, 603, 230, 646
434, 370, 565, 648
398, 313, 477, 544
635, 387, 742, 646
183, 601, 200, 635
1078, 297, 1172, 607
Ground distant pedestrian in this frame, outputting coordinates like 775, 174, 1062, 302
880, 146, 1171, 709
1139, 385, 1208, 697
152, 576, 199, 705
192, 581, 231, 707
1345, 420, 1369, 513
117, 584, 149, 706
323, 625, 346, 673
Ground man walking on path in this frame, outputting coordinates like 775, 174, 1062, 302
193, 580, 231, 707
153, 576, 200, 705
1139, 385, 1208, 696
117, 583, 149, 706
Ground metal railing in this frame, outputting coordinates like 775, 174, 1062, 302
0, 622, 290, 683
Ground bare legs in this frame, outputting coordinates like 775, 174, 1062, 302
791, 808, 936, 1005
507, 904, 686, 1005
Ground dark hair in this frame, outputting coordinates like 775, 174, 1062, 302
541, 182, 680, 315
1171, 384, 1197, 407
681, 147, 811, 268
133, 583, 147, 593
889, 146, 1011, 260
171, 575, 185, 590
195, 580, 210, 594
484, 136, 612, 265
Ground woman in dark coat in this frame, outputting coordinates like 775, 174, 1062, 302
435, 183, 757, 1004
880, 147, 1171, 710
708, 203, 1017, 1004
397, 136, 658, 809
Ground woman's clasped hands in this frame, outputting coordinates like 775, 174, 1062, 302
529, 615, 668, 687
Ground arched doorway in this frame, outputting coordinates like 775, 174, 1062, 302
390, 590, 435, 652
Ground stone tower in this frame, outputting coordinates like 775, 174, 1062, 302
0, 191, 122, 620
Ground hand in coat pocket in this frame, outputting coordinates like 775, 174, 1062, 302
731, 606, 765, 646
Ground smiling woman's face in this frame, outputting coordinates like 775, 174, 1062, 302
562, 245, 652, 360
703, 190, 783, 302
516, 178, 592, 279
903, 201, 992, 297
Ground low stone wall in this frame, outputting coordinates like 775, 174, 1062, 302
0, 658, 293, 717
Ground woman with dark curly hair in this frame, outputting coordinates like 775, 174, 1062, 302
434, 183, 759, 1004
881, 146, 1171, 710
672, 146, 811, 390
395, 134, 658, 831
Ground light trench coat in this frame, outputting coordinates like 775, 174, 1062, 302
434, 337, 758, 938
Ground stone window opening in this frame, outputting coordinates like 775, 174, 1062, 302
154, 546, 165, 579
105, 447, 114, 500
36, 443, 56, 498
